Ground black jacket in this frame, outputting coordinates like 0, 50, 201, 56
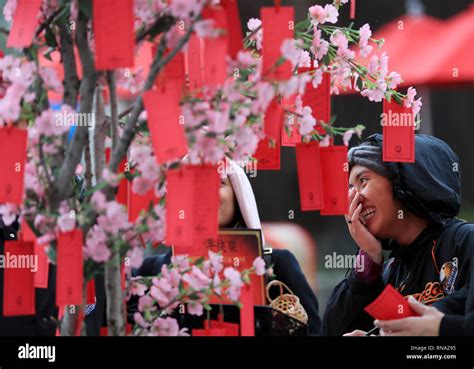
434, 247, 474, 336
0, 220, 58, 336
129, 248, 322, 335
322, 134, 473, 336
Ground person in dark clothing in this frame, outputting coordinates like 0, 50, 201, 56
130, 159, 321, 335
373, 245, 474, 336
322, 134, 473, 336
0, 219, 58, 336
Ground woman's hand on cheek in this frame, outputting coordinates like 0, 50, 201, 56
345, 189, 383, 264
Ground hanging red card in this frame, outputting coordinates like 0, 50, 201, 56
186, 35, 204, 93
382, 99, 415, 163
302, 71, 331, 134
159, 51, 186, 97
93, 0, 134, 70
56, 230, 84, 306
281, 95, 301, 146
364, 284, 419, 320
192, 321, 226, 336
240, 284, 255, 336
86, 279, 96, 304
320, 145, 349, 215
3, 241, 35, 316
33, 241, 49, 289
0, 126, 28, 204
21, 219, 36, 242
202, 6, 229, 85
128, 186, 157, 221
221, 0, 243, 58
252, 137, 280, 170
261, 6, 294, 81
210, 314, 239, 336
143, 84, 188, 164
105, 148, 128, 206
296, 142, 324, 211
6, 0, 42, 49
264, 99, 283, 142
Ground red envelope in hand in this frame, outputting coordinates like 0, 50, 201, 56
93, 0, 134, 70
6, 0, 42, 49
320, 145, 349, 215
252, 137, 281, 170
0, 126, 28, 204
364, 284, 419, 320
221, 0, 243, 58
264, 99, 283, 142
301, 71, 331, 134
202, 6, 228, 85
33, 241, 49, 289
143, 84, 188, 164
56, 230, 84, 306
382, 99, 415, 163
3, 241, 35, 316
296, 142, 324, 211
261, 6, 294, 81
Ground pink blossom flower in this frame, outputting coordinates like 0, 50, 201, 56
387, 71, 402, 89
299, 107, 316, 135
187, 301, 204, 316
195, 19, 218, 38
91, 191, 107, 212
138, 295, 154, 312
84, 225, 111, 262
3, 0, 17, 22
311, 29, 329, 60
0, 204, 19, 226
309, 4, 338, 25
130, 279, 147, 297
252, 257, 266, 276
102, 168, 120, 187
319, 135, 331, 147
208, 251, 223, 273
134, 312, 149, 328
57, 212, 76, 232
151, 317, 181, 336
126, 246, 144, 269
246, 18, 262, 50
358, 24, 373, 57
183, 266, 212, 290
168, 0, 202, 20
171, 254, 191, 272
343, 129, 355, 146
39, 67, 63, 93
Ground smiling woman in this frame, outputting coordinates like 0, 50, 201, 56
322, 133, 474, 336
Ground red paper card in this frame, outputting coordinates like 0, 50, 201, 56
56, 230, 84, 306
202, 6, 228, 85
3, 241, 35, 316
210, 314, 239, 336
382, 99, 415, 163
264, 99, 283, 142
192, 321, 226, 336
0, 126, 28, 204
296, 142, 324, 211
128, 186, 157, 221
21, 219, 36, 242
33, 241, 49, 289
364, 284, 419, 320
221, 0, 243, 58
261, 6, 294, 81
86, 279, 96, 304
252, 137, 281, 170
6, 0, 42, 49
105, 148, 128, 206
143, 84, 188, 164
166, 165, 219, 255
186, 35, 204, 93
320, 145, 349, 215
240, 284, 255, 336
93, 0, 134, 70
302, 71, 331, 133
281, 95, 301, 146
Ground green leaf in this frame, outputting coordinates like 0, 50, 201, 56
295, 18, 310, 32
79, 0, 92, 19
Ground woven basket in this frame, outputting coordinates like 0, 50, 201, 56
266, 280, 308, 325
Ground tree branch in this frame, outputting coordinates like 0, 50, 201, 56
106, 71, 118, 149
59, 22, 80, 108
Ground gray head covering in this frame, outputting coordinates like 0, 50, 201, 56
348, 142, 390, 178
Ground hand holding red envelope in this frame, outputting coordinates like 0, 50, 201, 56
364, 284, 420, 321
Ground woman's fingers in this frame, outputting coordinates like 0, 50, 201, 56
348, 191, 360, 219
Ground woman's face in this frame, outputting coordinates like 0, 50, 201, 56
218, 176, 236, 227
349, 165, 404, 239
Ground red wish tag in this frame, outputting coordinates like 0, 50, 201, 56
240, 284, 255, 336
3, 241, 35, 316
93, 0, 134, 70
0, 126, 28, 204
166, 165, 219, 255
192, 321, 226, 336
296, 142, 324, 211
33, 241, 49, 289
264, 99, 283, 142
364, 284, 419, 320
86, 279, 96, 304
105, 148, 128, 206
302, 71, 331, 133
320, 145, 348, 215
382, 99, 415, 163
128, 186, 157, 222
56, 230, 84, 306
186, 35, 204, 93
210, 314, 239, 336
252, 137, 280, 170
261, 6, 294, 81
6, 0, 42, 49
21, 219, 36, 242
143, 84, 188, 164
221, 0, 243, 58
202, 6, 228, 85
281, 95, 301, 146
